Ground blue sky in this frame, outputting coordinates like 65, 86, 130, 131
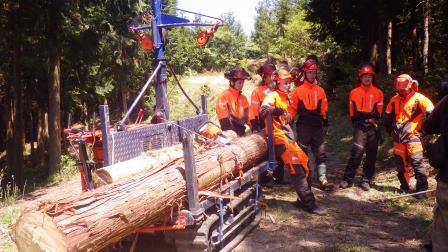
177, 0, 261, 35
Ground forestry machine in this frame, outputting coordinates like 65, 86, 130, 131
64, 1, 272, 251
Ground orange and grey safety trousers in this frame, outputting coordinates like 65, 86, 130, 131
393, 138, 428, 192
274, 142, 317, 210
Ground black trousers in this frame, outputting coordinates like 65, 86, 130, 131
296, 124, 326, 179
275, 144, 316, 210
290, 164, 316, 210
343, 127, 379, 183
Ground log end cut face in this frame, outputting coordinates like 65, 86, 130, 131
15, 211, 67, 252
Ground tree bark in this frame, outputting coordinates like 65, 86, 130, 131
36, 108, 48, 170
6, 1, 24, 186
422, 0, 429, 76
368, 4, 380, 67
386, 20, 393, 75
47, 0, 62, 175
14, 134, 267, 252
411, 0, 421, 68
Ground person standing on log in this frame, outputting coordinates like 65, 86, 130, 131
423, 81, 448, 251
290, 59, 333, 191
383, 74, 434, 199
261, 69, 327, 215
249, 62, 276, 133
339, 64, 384, 191
216, 67, 251, 136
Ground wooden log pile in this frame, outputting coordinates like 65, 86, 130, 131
14, 133, 267, 252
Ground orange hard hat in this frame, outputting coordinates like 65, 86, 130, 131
272, 69, 292, 82
301, 59, 319, 72
257, 63, 276, 76
224, 67, 251, 80
395, 74, 418, 92
358, 65, 375, 77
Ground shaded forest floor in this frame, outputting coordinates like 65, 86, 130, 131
234, 154, 435, 251
0, 72, 437, 251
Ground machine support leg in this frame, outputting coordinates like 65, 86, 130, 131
201, 95, 207, 115
77, 140, 95, 191
182, 131, 203, 222
99, 105, 111, 166
218, 197, 224, 243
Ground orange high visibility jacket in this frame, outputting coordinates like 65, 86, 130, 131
385, 92, 434, 142
216, 87, 249, 133
261, 90, 297, 145
291, 80, 328, 126
349, 85, 384, 126
249, 83, 273, 130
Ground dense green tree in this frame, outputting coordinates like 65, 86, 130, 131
252, 0, 278, 59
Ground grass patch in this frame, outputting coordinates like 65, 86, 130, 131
267, 198, 296, 221
386, 198, 413, 211
0, 183, 23, 209
46, 155, 78, 184
325, 242, 370, 252
0, 206, 20, 252
326, 97, 354, 162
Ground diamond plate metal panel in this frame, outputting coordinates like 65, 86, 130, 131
104, 114, 208, 165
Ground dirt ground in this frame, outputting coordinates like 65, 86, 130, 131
1, 150, 436, 252
0, 74, 437, 251
234, 152, 436, 252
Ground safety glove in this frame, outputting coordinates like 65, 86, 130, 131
271, 107, 285, 117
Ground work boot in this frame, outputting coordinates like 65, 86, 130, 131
318, 176, 335, 191
339, 180, 352, 189
360, 181, 371, 191
399, 184, 410, 194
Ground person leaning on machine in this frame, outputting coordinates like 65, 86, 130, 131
215, 67, 251, 136
261, 69, 327, 215
249, 62, 276, 133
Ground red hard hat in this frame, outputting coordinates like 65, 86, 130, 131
224, 67, 251, 80
257, 63, 276, 76
358, 65, 375, 77
301, 59, 319, 72
395, 74, 418, 91
272, 69, 292, 82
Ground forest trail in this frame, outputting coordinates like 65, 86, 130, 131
234, 151, 436, 251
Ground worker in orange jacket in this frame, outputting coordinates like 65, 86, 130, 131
340, 65, 384, 191
384, 74, 434, 198
290, 55, 319, 87
216, 67, 251, 136
260, 69, 327, 215
249, 62, 276, 132
291, 59, 332, 190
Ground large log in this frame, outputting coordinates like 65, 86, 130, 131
14, 133, 267, 252
95, 144, 184, 184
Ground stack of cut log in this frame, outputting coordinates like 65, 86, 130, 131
14, 133, 267, 252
